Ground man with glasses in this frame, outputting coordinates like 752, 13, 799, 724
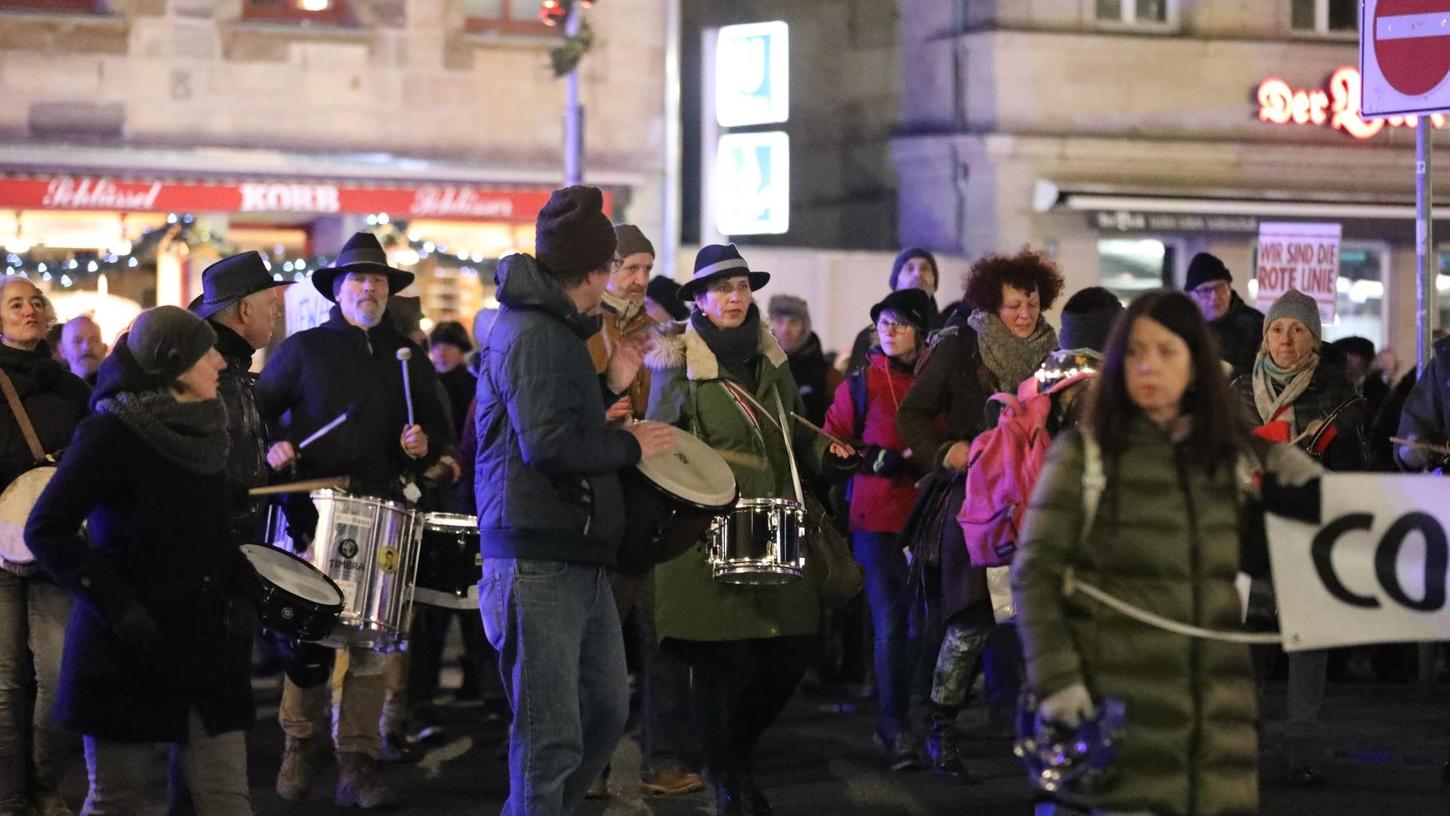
1184, 251, 1264, 378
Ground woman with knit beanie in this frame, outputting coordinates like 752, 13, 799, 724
894, 247, 1064, 780
1229, 287, 1369, 785
26, 305, 260, 815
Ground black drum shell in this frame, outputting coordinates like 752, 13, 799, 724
618, 467, 737, 575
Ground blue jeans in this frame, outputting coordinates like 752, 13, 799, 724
0, 571, 73, 811
479, 559, 628, 816
852, 531, 914, 739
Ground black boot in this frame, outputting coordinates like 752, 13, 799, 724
713, 776, 748, 816
737, 772, 772, 816
924, 707, 970, 782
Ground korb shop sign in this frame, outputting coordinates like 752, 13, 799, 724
1267, 474, 1450, 652
1254, 221, 1340, 322
0, 175, 561, 222
1360, 0, 1450, 118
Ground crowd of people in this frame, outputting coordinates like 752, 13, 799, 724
0, 182, 1443, 816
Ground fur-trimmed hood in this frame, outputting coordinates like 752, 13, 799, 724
646, 319, 788, 381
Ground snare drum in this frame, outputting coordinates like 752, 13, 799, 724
709, 497, 806, 585
414, 513, 481, 610
619, 426, 738, 574
241, 544, 345, 641
307, 490, 420, 651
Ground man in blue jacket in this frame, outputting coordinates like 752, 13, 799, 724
475, 186, 675, 815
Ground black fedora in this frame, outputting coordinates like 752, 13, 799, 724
188, 251, 291, 319
676, 244, 770, 301
311, 232, 415, 302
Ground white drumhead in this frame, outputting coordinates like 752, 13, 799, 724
635, 427, 737, 509
242, 544, 344, 606
0, 467, 54, 564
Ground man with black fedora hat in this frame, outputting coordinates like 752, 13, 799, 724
189, 250, 289, 543
256, 231, 448, 809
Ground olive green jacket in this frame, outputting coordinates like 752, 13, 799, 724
645, 322, 827, 641
1011, 420, 1257, 816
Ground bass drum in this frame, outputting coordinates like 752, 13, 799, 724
618, 426, 737, 574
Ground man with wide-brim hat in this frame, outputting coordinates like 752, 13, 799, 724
255, 231, 447, 809
189, 251, 291, 543
674, 243, 770, 302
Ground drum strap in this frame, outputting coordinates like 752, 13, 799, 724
0, 370, 47, 464
772, 390, 805, 506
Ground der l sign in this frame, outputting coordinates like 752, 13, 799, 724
715, 21, 789, 128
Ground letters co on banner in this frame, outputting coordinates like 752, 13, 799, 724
1266, 473, 1450, 652
1253, 221, 1341, 323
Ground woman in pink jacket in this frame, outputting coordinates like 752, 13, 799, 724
823, 288, 938, 772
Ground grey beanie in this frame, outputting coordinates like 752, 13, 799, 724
613, 224, 655, 260
768, 294, 812, 333
1265, 288, 1322, 341
127, 305, 217, 382
1058, 286, 1124, 353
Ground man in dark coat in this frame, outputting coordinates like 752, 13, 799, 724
1183, 252, 1264, 378
474, 186, 674, 815
190, 251, 289, 542
0, 280, 89, 816
768, 294, 842, 427
1396, 335, 1450, 471
257, 232, 449, 809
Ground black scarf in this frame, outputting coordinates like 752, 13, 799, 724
0, 341, 67, 397
691, 304, 762, 392
96, 390, 231, 474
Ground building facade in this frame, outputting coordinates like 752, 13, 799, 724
895, 0, 1450, 362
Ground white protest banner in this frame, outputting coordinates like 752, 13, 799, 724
1254, 221, 1341, 323
1266, 473, 1450, 652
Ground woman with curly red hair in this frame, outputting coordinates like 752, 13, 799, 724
894, 247, 1064, 780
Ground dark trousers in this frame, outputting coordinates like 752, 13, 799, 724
634, 575, 698, 772
668, 637, 813, 780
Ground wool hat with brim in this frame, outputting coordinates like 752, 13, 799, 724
676, 243, 770, 300
127, 305, 218, 384
870, 288, 934, 334
188, 251, 291, 319
311, 232, 415, 302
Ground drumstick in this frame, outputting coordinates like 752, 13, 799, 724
789, 412, 851, 449
397, 348, 416, 427
297, 410, 350, 450
1390, 436, 1450, 457
249, 476, 351, 496
720, 381, 784, 432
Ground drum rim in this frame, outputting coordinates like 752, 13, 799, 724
732, 496, 801, 511
241, 543, 346, 609
421, 512, 480, 528
632, 477, 739, 513
632, 429, 739, 509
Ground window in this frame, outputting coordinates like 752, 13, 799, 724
1323, 244, 1385, 345
1437, 252, 1450, 332
464, 0, 552, 35
1095, 0, 1172, 26
242, 0, 349, 25
1098, 238, 1173, 304
1292, 0, 1357, 35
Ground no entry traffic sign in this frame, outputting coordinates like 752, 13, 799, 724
1361, 0, 1450, 117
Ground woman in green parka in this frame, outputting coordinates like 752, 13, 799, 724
1011, 291, 1262, 816
646, 244, 829, 816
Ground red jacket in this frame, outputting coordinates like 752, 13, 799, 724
823, 351, 937, 534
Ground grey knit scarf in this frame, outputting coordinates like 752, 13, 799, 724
967, 309, 1058, 392
1251, 350, 1320, 434
96, 390, 230, 474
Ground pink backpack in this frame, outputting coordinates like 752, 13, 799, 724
957, 372, 1094, 568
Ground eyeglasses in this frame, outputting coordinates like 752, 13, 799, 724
1189, 281, 1230, 299
877, 319, 913, 334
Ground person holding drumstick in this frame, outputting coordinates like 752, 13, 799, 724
474, 186, 675, 816
26, 305, 259, 814
256, 231, 450, 809
645, 244, 832, 816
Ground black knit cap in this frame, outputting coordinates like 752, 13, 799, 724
429, 320, 472, 352
645, 275, 689, 321
871, 288, 934, 334
127, 305, 217, 383
889, 247, 939, 290
535, 186, 617, 279
1058, 286, 1124, 353
1184, 252, 1232, 291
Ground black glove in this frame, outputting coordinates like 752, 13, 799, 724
863, 445, 906, 477
112, 604, 161, 654
821, 448, 862, 483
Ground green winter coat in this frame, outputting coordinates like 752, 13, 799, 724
646, 321, 827, 642
1011, 419, 1257, 816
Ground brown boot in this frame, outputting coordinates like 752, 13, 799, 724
641, 759, 706, 796
275, 736, 324, 801
335, 752, 392, 809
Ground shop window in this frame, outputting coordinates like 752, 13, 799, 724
242, 0, 350, 25
0, 0, 105, 12
1098, 239, 1171, 304
1437, 252, 1450, 333
1094, 0, 1174, 27
1324, 244, 1384, 345
1292, 0, 1357, 35
464, 0, 552, 35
